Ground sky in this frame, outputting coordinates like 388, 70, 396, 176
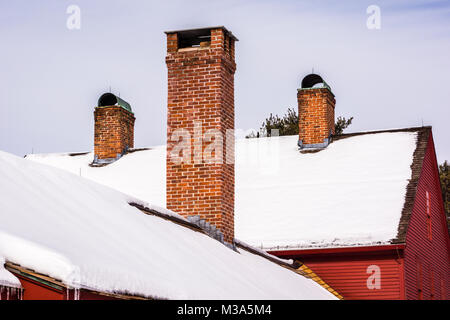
0, 0, 449, 163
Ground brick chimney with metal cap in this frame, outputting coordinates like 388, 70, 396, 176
165, 26, 237, 244
297, 74, 335, 149
93, 93, 135, 164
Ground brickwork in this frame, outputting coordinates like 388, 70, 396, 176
94, 106, 135, 161
165, 27, 236, 243
297, 88, 335, 145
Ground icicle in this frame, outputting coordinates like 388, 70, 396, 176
6, 287, 9, 300
74, 288, 80, 300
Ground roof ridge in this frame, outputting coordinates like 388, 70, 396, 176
334, 126, 431, 141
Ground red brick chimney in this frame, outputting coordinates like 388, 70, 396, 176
94, 93, 135, 164
297, 74, 335, 149
165, 26, 237, 243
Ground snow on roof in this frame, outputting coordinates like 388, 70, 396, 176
25, 129, 418, 250
26, 145, 167, 209
0, 151, 335, 299
1, 257, 21, 288
236, 131, 417, 249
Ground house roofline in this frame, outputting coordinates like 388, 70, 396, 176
394, 127, 431, 243
333, 126, 432, 141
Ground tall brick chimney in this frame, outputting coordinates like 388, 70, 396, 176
94, 93, 135, 164
297, 74, 335, 149
165, 26, 237, 243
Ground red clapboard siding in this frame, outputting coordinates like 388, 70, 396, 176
301, 254, 404, 300
404, 132, 450, 300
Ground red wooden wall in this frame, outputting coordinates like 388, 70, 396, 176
271, 247, 405, 300
404, 133, 450, 300
301, 253, 404, 300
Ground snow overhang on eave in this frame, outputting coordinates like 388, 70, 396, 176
4, 261, 150, 300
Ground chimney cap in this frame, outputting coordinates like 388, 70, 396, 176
164, 26, 239, 41
301, 73, 327, 89
97, 92, 132, 113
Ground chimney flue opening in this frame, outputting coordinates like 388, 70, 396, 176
301, 73, 326, 89
97, 93, 132, 113
98, 93, 117, 107
177, 29, 211, 49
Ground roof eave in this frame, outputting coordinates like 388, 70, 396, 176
268, 243, 407, 257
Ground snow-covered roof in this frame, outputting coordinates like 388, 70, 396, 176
25, 128, 423, 250
0, 151, 336, 299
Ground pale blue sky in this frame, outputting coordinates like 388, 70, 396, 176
0, 0, 449, 162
